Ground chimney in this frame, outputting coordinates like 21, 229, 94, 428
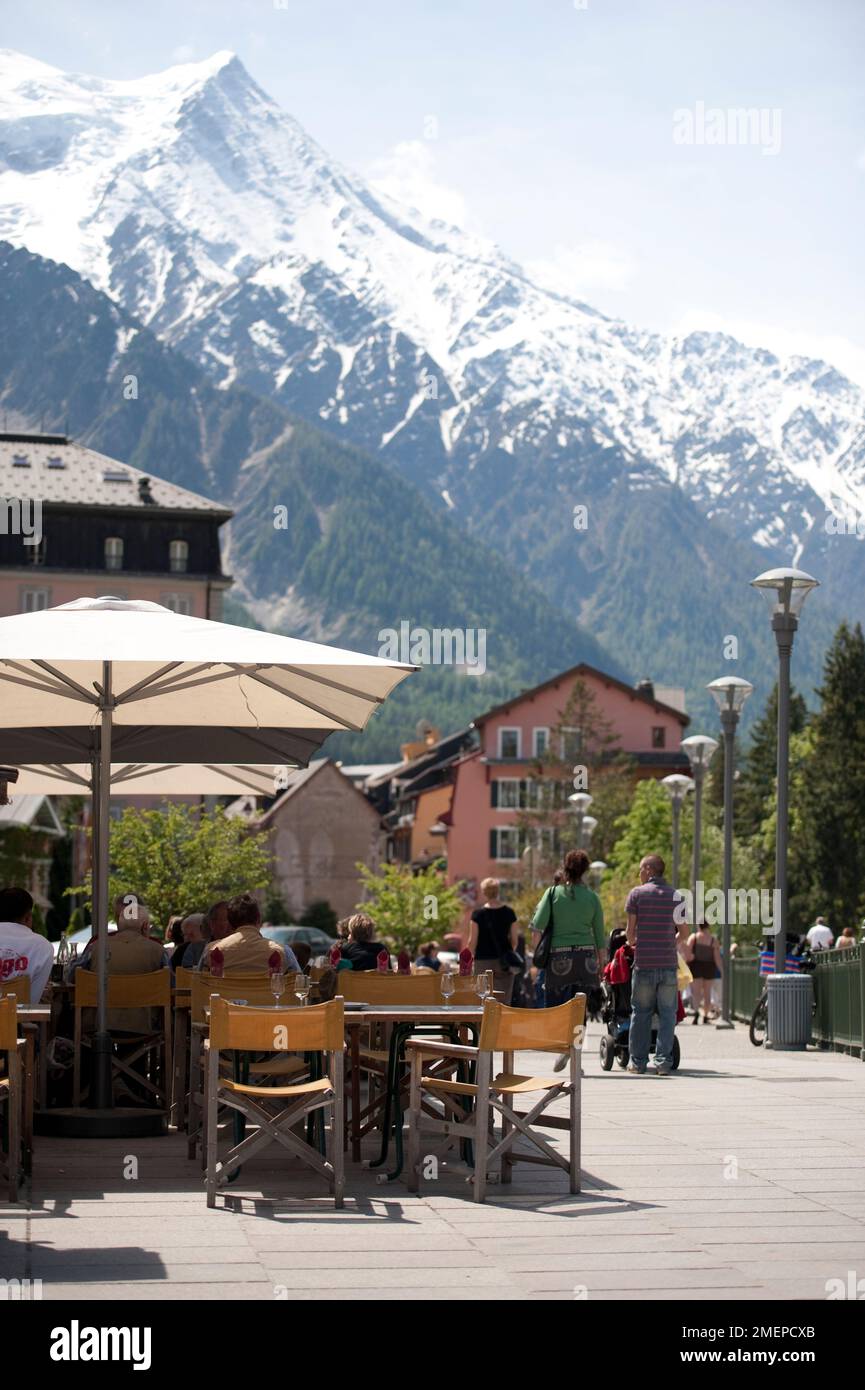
138, 476, 156, 504
635, 677, 655, 701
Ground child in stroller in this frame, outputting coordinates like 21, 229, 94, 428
598, 925, 682, 1071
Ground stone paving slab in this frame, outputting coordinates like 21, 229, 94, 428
1, 1020, 863, 1302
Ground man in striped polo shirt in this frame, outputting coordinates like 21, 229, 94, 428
625, 854, 687, 1076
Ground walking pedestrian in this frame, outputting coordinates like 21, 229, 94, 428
682, 920, 722, 1024
625, 853, 686, 1076
531, 849, 604, 1070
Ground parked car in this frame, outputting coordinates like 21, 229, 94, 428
261, 925, 336, 956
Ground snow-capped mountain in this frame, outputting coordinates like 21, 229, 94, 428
1, 46, 863, 686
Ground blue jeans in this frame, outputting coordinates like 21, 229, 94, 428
629, 967, 678, 1070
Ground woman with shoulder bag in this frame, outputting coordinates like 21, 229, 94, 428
531, 849, 605, 1069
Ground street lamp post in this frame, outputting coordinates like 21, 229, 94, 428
661, 773, 694, 891
680, 735, 719, 925
706, 676, 754, 1028
751, 567, 819, 972
568, 791, 593, 849
589, 859, 607, 892
580, 815, 598, 851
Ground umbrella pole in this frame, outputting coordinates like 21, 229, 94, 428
91, 661, 114, 1110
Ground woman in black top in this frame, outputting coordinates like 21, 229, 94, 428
468, 877, 519, 1004
339, 912, 389, 971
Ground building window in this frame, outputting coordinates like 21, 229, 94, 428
491, 827, 521, 862
652, 726, 666, 749
533, 727, 549, 758
169, 539, 189, 573
498, 727, 521, 759
494, 779, 520, 810
162, 593, 192, 615
21, 587, 50, 612
560, 726, 582, 761
105, 537, 124, 571
26, 536, 47, 566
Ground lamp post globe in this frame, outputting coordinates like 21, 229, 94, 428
568, 791, 593, 847
751, 567, 819, 972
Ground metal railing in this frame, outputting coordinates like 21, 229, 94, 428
731, 949, 763, 1021
811, 945, 864, 1059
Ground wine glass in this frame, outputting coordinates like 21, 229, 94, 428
271, 969, 285, 1007
295, 974, 311, 1007
440, 970, 455, 1007
476, 970, 493, 1003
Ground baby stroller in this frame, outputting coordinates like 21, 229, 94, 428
598, 926, 681, 1071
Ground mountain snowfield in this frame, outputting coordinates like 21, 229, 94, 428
1, 46, 864, 713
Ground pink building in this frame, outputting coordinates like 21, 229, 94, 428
445, 664, 689, 894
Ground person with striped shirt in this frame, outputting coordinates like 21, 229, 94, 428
625, 853, 687, 1076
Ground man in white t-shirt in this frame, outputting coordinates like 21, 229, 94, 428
805, 916, 834, 951
0, 886, 54, 1002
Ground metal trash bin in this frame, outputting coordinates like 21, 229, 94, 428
766, 972, 813, 1050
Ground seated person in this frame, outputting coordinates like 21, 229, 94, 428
414, 941, 441, 972
291, 941, 313, 973
77, 895, 169, 1033
198, 893, 301, 974
340, 913, 389, 972
0, 886, 54, 1003
184, 901, 226, 968
172, 912, 207, 971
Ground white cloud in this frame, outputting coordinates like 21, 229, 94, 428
525, 241, 637, 297
367, 141, 473, 231
170, 45, 197, 64
672, 310, 865, 390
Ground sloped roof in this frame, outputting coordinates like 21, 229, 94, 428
0, 793, 64, 835
257, 758, 381, 826
0, 433, 231, 516
472, 663, 690, 727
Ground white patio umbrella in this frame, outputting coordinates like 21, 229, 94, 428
8, 762, 285, 798
0, 596, 414, 1115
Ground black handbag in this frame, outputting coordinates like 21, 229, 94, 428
532, 885, 556, 969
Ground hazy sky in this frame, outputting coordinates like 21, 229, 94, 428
4, 0, 864, 383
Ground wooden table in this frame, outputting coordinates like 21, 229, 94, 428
343, 1004, 484, 1173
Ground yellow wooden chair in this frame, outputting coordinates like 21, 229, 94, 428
186, 972, 302, 1158
0, 978, 31, 1004
339, 971, 485, 1161
406, 996, 586, 1202
205, 996, 345, 1209
174, 965, 195, 993
72, 969, 172, 1110
0, 995, 26, 1200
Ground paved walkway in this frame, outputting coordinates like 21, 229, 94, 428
2, 1022, 864, 1301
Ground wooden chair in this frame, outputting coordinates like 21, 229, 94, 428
406, 996, 586, 1202
174, 966, 195, 993
205, 997, 345, 1209
72, 969, 172, 1109
340, 971, 485, 1165
0, 978, 31, 1004
186, 972, 301, 1159
0, 995, 26, 1199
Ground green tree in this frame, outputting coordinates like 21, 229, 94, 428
737, 681, 808, 882
790, 623, 865, 930
73, 803, 273, 931
607, 777, 761, 942
355, 861, 463, 954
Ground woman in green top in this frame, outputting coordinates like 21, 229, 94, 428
531, 849, 605, 1010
